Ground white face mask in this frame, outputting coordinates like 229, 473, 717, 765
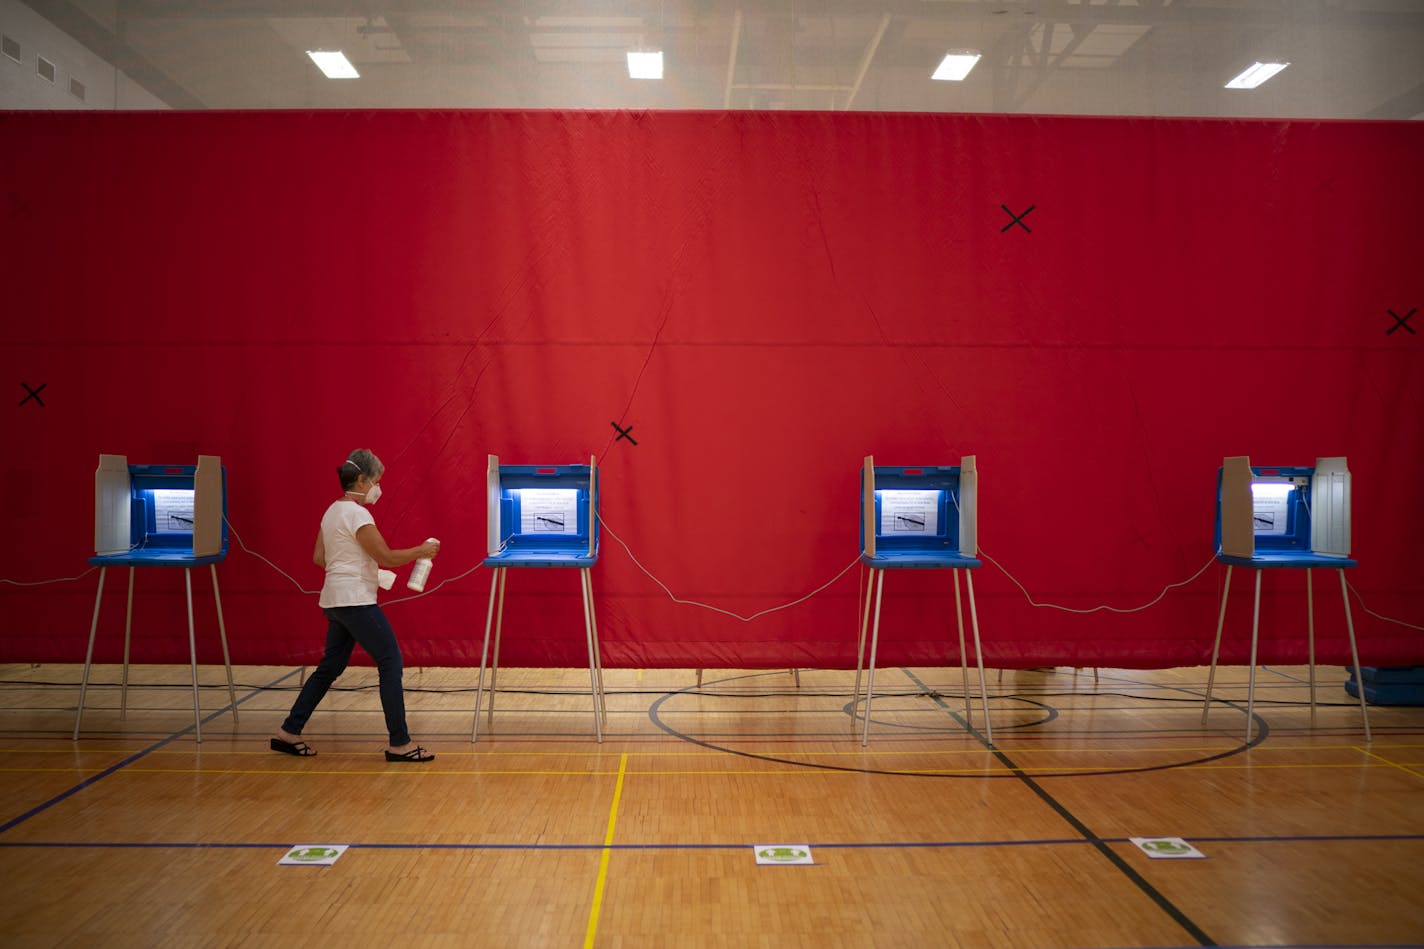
346, 479, 382, 505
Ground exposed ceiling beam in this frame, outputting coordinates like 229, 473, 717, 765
842, 12, 890, 111
1009, 20, 1094, 112
722, 8, 741, 109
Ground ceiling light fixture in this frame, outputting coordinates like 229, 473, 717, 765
932, 51, 981, 81
627, 50, 663, 80
306, 50, 359, 80
1225, 61, 1288, 89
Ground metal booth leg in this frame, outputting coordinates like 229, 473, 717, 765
1201, 565, 1234, 725
581, 568, 603, 743
1307, 569, 1317, 726
184, 568, 202, 742
211, 565, 238, 724
1244, 569, 1262, 744
853, 565, 874, 716
472, 569, 502, 742
954, 569, 970, 727
121, 568, 134, 721
74, 567, 108, 740
1339, 569, 1372, 742
583, 568, 607, 727
488, 568, 507, 728
965, 570, 994, 748
861, 569, 886, 747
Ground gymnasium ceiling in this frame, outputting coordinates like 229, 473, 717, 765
14, 0, 1424, 118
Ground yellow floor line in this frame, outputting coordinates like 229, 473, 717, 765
583, 752, 628, 949
1354, 746, 1424, 781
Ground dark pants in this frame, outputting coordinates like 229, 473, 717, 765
281, 604, 410, 746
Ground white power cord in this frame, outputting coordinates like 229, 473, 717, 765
978, 547, 1217, 614
224, 518, 318, 595
225, 516, 488, 605
950, 483, 1218, 615
597, 512, 860, 622
1, 537, 141, 586
1346, 579, 1424, 631
5, 507, 1420, 633
1, 567, 98, 587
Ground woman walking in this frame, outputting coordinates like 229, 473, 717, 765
271, 449, 440, 762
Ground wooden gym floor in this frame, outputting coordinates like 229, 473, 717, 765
0, 662, 1421, 948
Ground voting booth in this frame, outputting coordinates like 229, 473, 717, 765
1201, 456, 1370, 741
76, 454, 238, 741
473, 454, 605, 742
855, 456, 992, 746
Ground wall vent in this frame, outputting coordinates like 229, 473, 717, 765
2, 34, 20, 64
37, 55, 55, 83
69, 76, 85, 100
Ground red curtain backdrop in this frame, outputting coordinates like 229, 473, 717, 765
2, 110, 1420, 670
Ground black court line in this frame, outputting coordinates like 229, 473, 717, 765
0, 668, 301, 836
899, 667, 1219, 947
648, 671, 1265, 780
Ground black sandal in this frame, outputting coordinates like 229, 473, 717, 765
384, 746, 435, 763
270, 737, 317, 757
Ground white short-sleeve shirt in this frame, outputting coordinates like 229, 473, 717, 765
319, 499, 378, 608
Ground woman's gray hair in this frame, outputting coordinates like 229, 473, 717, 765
338, 449, 385, 491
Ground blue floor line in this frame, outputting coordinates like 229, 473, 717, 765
0, 668, 302, 836
2, 832, 1421, 853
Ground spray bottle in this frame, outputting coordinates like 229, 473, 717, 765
407, 538, 439, 592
